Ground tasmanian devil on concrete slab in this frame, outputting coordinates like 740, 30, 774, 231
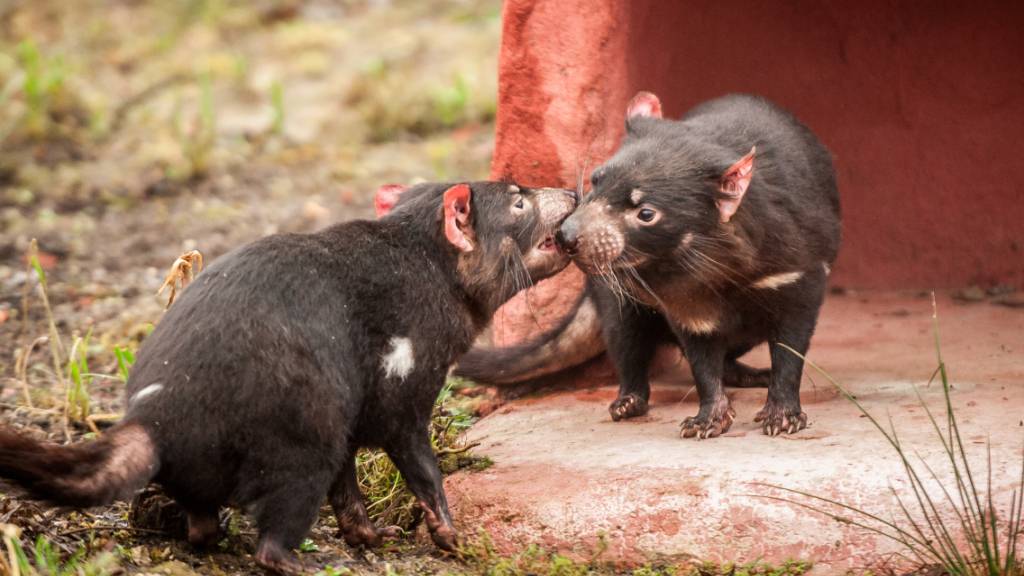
0, 181, 576, 573
458, 92, 840, 439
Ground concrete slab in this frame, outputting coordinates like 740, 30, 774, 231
445, 292, 1024, 572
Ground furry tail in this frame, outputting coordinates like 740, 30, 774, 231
0, 422, 158, 507
455, 291, 604, 385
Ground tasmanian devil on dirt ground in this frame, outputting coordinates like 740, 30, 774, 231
0, 181, 577, 573
458, 92, 841, 439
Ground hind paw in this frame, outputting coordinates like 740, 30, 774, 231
429, 524, 459, 553
679, 397, 735, 439
255, 540, 307, 576
754, 401, 807, 436
418, 500, 459, 553
187, 511, 221, 547
609, 394, 648, 421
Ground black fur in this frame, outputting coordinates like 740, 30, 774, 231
568, 93, 840, 437
0, 180, 576, 573
458, 94, 840, 439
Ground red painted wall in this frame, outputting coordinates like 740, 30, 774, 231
490, 0, 1024, 344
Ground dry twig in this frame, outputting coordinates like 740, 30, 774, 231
157, 250, 204, 308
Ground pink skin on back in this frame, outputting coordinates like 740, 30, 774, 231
374, 184, 408, 218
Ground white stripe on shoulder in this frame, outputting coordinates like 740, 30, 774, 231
131, 383, 164, 403
751, 271, 804, 290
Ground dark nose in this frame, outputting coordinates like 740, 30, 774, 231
556, 216, 580, 254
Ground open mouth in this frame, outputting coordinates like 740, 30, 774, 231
537, 235, 559, 253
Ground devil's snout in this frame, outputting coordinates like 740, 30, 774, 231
556, 215, 580, 254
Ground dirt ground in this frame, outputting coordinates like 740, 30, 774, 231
0, 0, 504, 574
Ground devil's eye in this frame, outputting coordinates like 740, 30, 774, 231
638, 208, 657, 222
514, 197, 525, 209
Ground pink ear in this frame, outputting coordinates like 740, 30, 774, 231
717, 147, 756, 223
443, 184, 474, 252
627, 91, 663, 119
374, 184, 408, 218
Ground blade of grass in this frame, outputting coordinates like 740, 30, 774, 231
780, 340, 974, 567
27, 240, 70, 440
911, 381, 986, 556
752, 491, 930, 565
14, 336, 48, 408
771, 294, 1024, 576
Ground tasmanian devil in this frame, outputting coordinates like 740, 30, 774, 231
458, 92, 840, 439
0, 181, 577, 573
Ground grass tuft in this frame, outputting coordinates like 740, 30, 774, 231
0, 524, 119, 576
758, 294, 1023, 576
65, 330, 93, 425
356, 378, 488, 528
170, 73, 218, 181
346, 62, 495, 143
113, 346, 135, 382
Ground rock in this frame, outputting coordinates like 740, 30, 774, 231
953, 285, 986, 302
992, 293, 1024, 308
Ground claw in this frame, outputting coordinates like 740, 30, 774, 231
678, 402, 734, 440
757, 401, 807, 436
609, 394, 648, 421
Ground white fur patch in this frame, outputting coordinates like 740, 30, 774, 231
822, 262, 831, 276
381, 337, 415, 380
629, 189, 645, 204
751, 271, 804, 290
131, 383, 163, 404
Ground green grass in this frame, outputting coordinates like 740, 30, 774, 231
0, 38, 92, 148
170, 72, 218, 181
357, 378, 487, 528
15, 40, 67, 139
0, 524, 119, 576
346, 63, 495, 143
113, 346, 135, 382
760, 295, 1023, 576
300, 538, 320, 553
270, 80, 285, 136
65, 330, 94, 424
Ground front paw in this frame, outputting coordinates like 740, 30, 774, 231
679, 397, 734, 439
754, 400, 807, 436
609, 393, 648, 421
339, 523, 401, 549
